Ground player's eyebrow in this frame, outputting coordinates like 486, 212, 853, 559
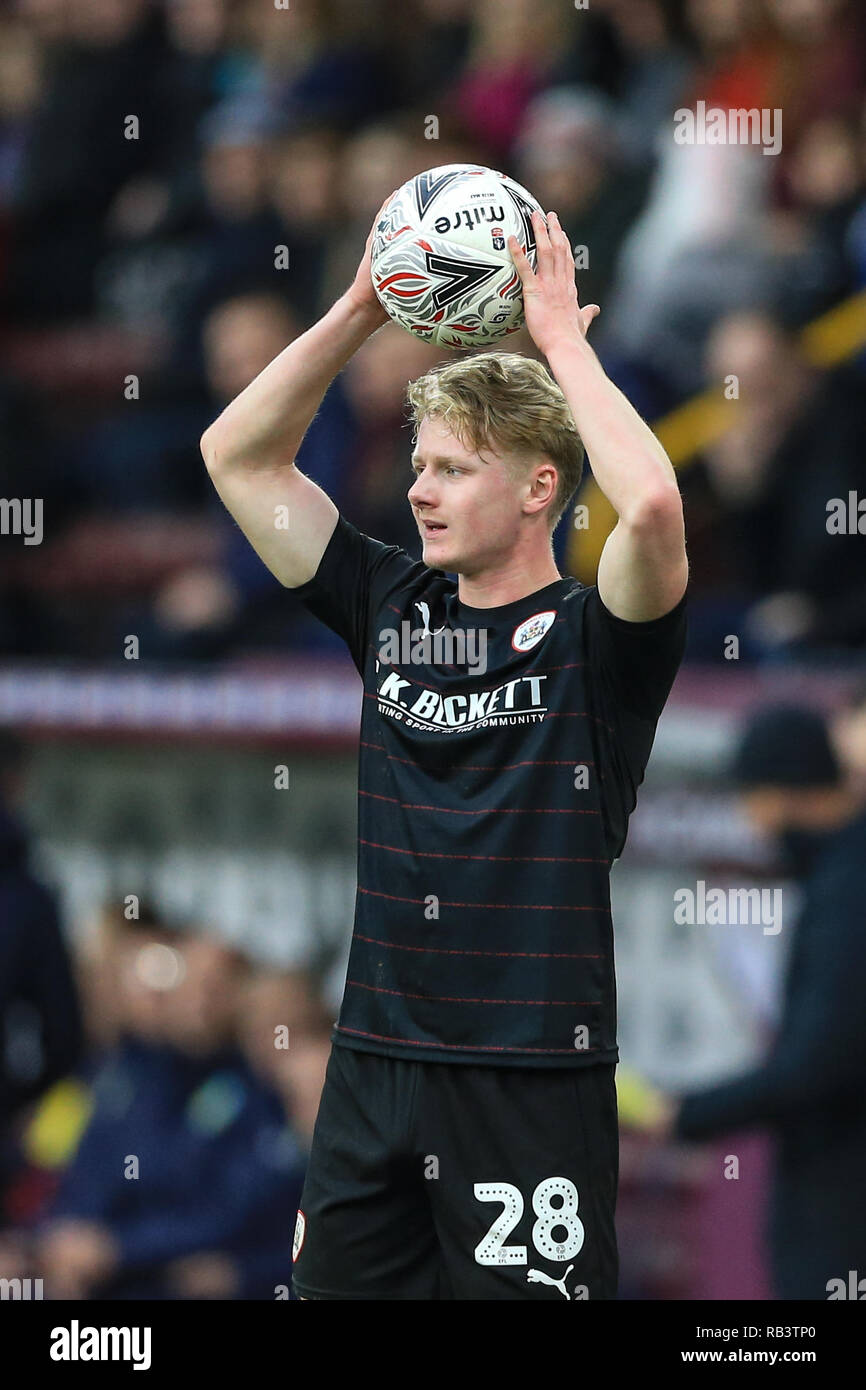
410, 454, 470, 470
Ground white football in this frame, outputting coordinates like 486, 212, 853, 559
370, 164, 544, 349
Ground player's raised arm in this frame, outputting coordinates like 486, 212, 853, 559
200, 200, 393, 589
509, 210, 688, 622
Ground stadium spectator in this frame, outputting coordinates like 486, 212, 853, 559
3, 0, 167, 322
317, 119, 419, 313
0, 733, 83, 1218
234, 0, 399, 132
387, 0, 473, 112
778, 113, 866, 312
666, 704, 866, 1300
513, 87, 653, 311
604, 138, 777, 395
684, 310, 866, 656
140, 288, 355, 658
340, 323, 444, 554
74, 901, 182, 1057
832, 681, 866, 790
0, 18, 43, 213
594, 0, 693, 162
36, 932, 306, 1299
237, 968, 332, 1083
267, 125, 342, 322
451, 0, 572, 157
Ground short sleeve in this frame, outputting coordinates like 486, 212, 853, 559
291, 514, 423, 676
582, 587, 688, 722
578, 586, 687, 861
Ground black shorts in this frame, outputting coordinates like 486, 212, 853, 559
291, 1045, 619, 1301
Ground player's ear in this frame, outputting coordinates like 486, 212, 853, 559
528, 460, 558, 512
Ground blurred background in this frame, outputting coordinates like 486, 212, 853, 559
1, 0, 865, 1300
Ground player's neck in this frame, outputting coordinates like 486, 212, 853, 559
456, 549, 562, 610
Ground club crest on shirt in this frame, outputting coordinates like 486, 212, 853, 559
292, 1209, 306, 1261
512, 610, 556, 653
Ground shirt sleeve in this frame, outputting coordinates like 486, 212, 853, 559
580, 586, 687, 860
582, 586, 688, 722
290, 514, 425, 677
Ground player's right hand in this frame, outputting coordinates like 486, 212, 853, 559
346, 191, 397, 329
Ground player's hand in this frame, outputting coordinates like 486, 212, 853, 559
508, 210, 599, 357
346, 191, 397, 331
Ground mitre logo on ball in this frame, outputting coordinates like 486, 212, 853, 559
371, 164, 544, 349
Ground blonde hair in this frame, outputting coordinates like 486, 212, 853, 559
405, 351, 584, 530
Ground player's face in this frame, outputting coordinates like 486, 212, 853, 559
408, 417, 530, 575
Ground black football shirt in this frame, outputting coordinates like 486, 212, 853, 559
293, 513, 687, 1068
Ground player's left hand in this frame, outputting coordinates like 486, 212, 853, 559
508, 210, 599, 357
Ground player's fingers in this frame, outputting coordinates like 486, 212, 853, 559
547, 211, 573, 272
533, 209, 554, 270
581, 304, 601, 332
547, 210, 565, 241
507, 234, 535, 284
373, 189, 398, 229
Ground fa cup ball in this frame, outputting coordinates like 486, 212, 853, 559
370, 164, 544, 349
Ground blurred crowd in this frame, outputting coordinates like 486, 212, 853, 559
1, 0, 866, 663
0, 736, 332, 1300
